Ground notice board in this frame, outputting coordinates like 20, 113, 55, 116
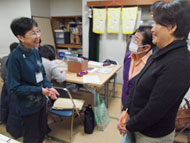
33, 16, 55, 47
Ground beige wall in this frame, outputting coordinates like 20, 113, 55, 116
0, 0, 31, 55
50, 0, 82, 16
30, 0, 50, 17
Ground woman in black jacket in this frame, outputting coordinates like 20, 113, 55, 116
118, 0, 190, 142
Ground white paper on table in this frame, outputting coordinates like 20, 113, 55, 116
88, 67, 98, 73
97, 67, 113, 74
0, 134, 9, 142
88, 61, 103, 67
9, 140, 21, 143
0, 134, 21, 143
83, 75, 100, 84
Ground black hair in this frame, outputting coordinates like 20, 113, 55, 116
125, 36, 132, 53
39, 44, 55, 61
150, 1, 163, 12
10, 17, 38, 37
9, 42, 18, 52
153, 0, 190, 39
136, 25, 155, 49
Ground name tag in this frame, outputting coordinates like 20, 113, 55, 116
36, 72, 43, 83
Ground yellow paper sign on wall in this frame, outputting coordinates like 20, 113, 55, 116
93, 8, 106, 34
122, 7, 138, 34
107, 8, 121, 33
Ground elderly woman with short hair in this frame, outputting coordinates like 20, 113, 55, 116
118, 0, 190, 142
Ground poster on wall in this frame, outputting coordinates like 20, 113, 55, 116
107, 8, 121, 33
122, 7, 138, 34
93, 8, 106, 34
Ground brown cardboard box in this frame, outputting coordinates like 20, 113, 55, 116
68, 60, 88, 73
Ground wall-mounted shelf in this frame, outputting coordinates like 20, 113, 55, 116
87, 0, 171, 7
56, 44, 82, 49
51, 16, 82, 56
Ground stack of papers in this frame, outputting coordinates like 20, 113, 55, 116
0, 134, 21, 143
88, 67, 98, 73
97, 67, 113, 74
83, 75, 100, 84
88, 61, 103, 67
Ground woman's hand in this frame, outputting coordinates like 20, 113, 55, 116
47, 88, 60, 100
42, 88, 60, 100
117, 110, 128, 135
42, 88, 51, 96
48, 88, 60, 95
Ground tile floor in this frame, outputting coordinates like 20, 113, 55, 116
0, 82, 188, 143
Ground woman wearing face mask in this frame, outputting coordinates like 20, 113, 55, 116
117, 25, 155, 138
120, 25, 155, 107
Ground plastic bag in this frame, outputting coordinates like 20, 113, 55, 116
94, 94, 110, 130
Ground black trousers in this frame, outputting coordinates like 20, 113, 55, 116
22, 105, 47, 143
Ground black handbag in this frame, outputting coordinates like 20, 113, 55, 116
84, 104, 95, 134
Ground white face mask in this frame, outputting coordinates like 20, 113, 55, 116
129, 41, 147, 54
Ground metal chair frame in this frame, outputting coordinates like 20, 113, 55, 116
48, 87, 83, 142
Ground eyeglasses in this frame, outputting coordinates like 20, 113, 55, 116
131, 35, 149, 48
131, 35, 142, 45
28, 29, 41, 37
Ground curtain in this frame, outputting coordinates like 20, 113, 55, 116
88, 17, 99, 61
